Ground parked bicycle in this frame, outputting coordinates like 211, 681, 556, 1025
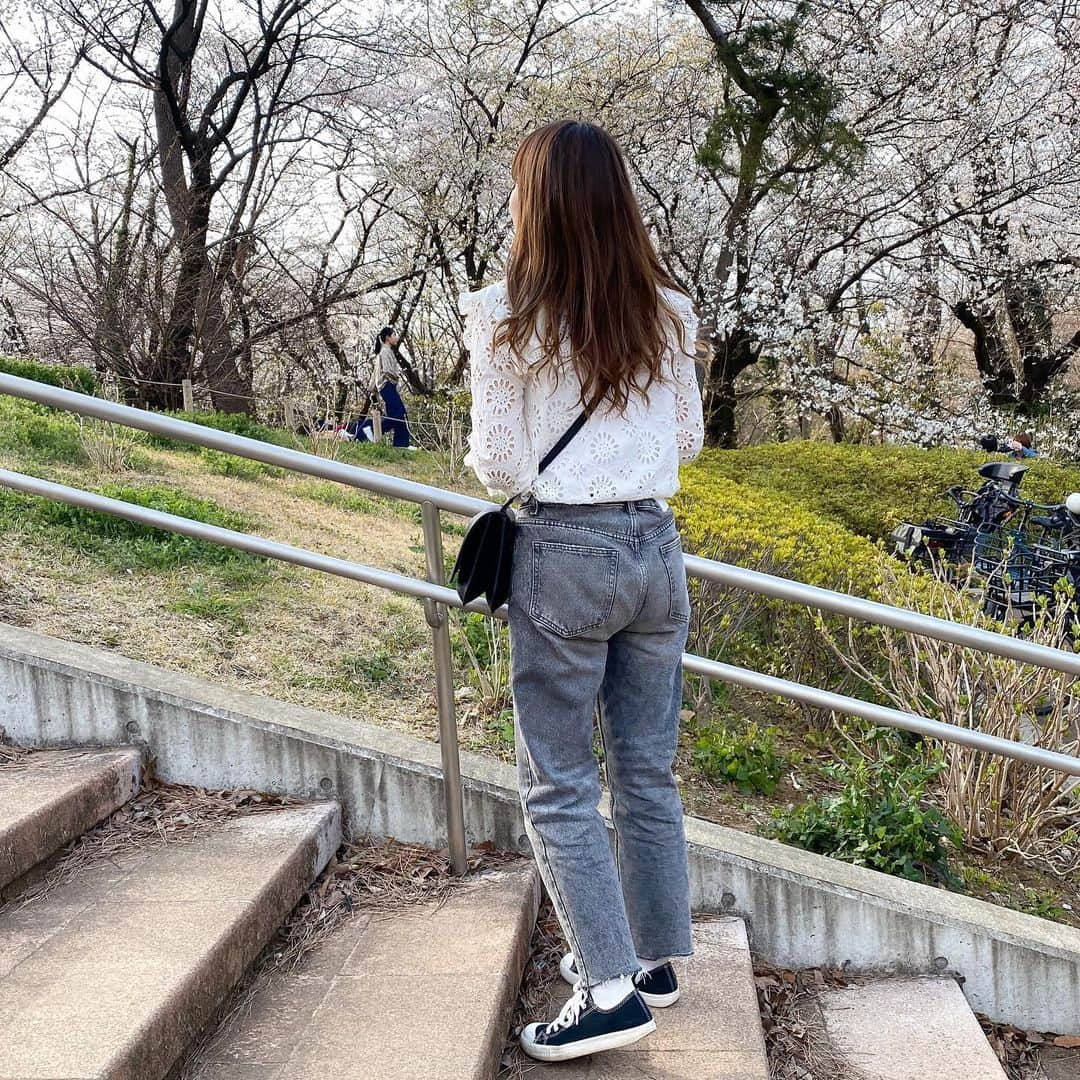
889, 460, 1032, 566
891, 465, 1080, 631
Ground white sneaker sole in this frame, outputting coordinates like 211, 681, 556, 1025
639, 986, 680, 1007
520, 1018, 656, 1062
559, 954, 681, 1008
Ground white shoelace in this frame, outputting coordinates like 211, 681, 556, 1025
546, 985, 589, 1034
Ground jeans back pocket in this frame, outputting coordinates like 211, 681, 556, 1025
528, 540, 618, 638
659, 535, 691, 624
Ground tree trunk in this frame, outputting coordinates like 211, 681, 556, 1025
155, 172, 212, 409
702, 328, 758, 448
150, 2, 252, 413
316, 308, 358, 423
196, 274, 250, 413
94, 141, 137, 382
1, 296, 30, 355
952, 299, 1016, 407
827, 403, 845, 443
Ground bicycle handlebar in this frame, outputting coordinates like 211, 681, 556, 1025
997, 490, 1066, 514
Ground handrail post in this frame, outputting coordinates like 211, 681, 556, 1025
420, 500, 469, 875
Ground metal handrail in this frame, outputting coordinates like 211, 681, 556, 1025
2, 372, 1080, 877
4, 373, 1078, 678
6, 464, 1079, 785
684, 558, 1080, 677
0, 374, 483, 517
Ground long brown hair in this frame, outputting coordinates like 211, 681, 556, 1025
496, 120, 688, 413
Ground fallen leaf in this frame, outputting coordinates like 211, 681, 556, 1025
1053, 1035, 1080, 1048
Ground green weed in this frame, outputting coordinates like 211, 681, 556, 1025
0, 399, 86, 467
692, 722, 784, 794
0, 356, 98, 395
199, 448, 283, 481
770, 751, 961, 885
169, 581, 254, 631
4, 483, 267, 574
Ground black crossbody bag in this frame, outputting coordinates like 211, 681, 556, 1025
451, 410, 590, 611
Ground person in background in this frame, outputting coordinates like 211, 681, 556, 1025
1005, 432, 1038, 459
345, 411, 375, 442
371, 326, 413, 449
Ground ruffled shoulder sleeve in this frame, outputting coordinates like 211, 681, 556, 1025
659, 287, 704, 463
458, 280, 536, 497
458, 280, 507, 318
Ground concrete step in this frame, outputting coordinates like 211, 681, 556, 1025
0, 800, 340, 1080
0, 746, 141, 894
184, 861, 540, 1080
821, 976, 1007, 1079
538, 917, 770, 1080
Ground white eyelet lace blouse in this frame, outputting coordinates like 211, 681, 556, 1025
458, 280, 705, 504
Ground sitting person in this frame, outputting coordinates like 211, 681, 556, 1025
344, 413, 375, 442
1005, 432, 1038, 459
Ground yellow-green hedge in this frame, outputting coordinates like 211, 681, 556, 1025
673, 466, 890, 600
692, 442, 1080, 542
671, 457, 975, 690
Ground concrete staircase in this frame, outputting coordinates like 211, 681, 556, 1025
515, 924, 1007, 1080
0, 747, 140, 894
0, 746, 340, 1080
184, 862, 540, 1079
0, 746, 1024, 1080
538, 917, 771, 1080
821, 977, 1008, 1079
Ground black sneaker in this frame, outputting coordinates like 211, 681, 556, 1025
560, 951, 681, 1007
519, 984, 655, 1062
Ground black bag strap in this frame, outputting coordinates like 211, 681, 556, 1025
499, 408, 591, 511
538, 409, 591, 473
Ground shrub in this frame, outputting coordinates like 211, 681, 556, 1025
77, 418, 149, 473
672, 464, 970, 685
453, 610, 511, 711
1018, 887, 1067, 921
769, 751, 961, 885
815, 560, 1080, 876
674, 466, 889, 598
691, 443, 1080, 541
0, 356, 98, 396
692, 722, 783, 794
485, 708, 516, 749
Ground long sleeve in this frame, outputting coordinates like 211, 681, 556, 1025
667, 292, 705, 462
379, 345, 399, 383
368, 345, 394, 393
459, 285, 538, 497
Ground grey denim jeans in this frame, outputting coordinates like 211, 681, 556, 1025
508, 496, 694, 988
